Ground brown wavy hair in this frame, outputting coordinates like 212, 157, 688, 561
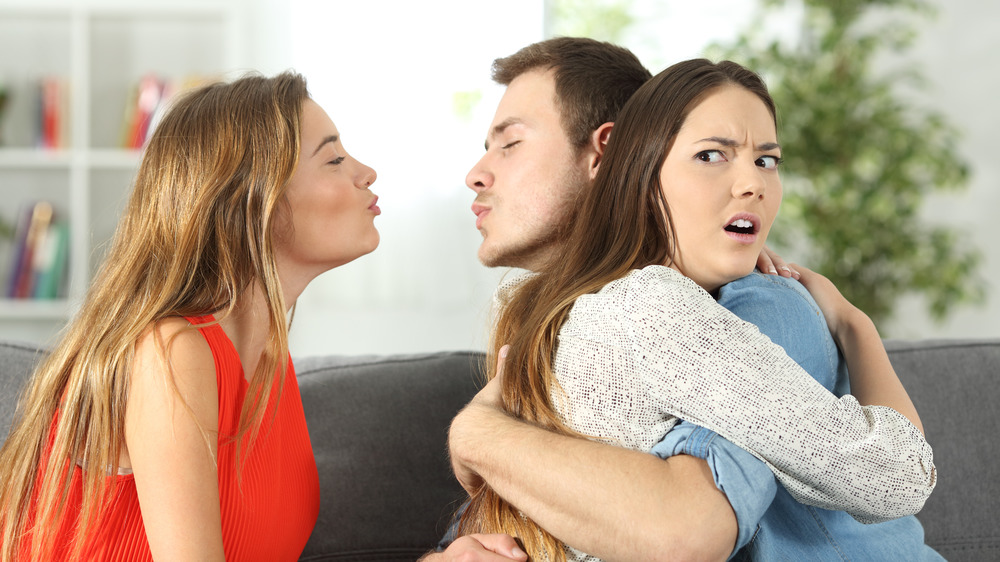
491, 36, 652, 150
458, 59, 777, 559
0, 71, 309, 561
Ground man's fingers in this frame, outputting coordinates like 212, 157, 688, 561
468, 533, 528, 560
439, 534, 528, 561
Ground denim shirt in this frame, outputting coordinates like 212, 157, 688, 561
651, 272, 943, 560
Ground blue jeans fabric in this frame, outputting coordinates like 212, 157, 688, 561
651, 272, 942, 560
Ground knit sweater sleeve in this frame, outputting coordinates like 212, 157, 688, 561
620, 266, 935, 523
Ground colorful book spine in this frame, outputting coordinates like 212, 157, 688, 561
5, 201, 69, 300
123, 74, 164, 149
121, 74, 209, 149
32, 221, 69, 300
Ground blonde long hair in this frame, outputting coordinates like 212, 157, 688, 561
0, 71, 309, 561
458, 59, 777, 560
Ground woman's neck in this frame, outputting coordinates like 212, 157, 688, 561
217, 284, 273, 380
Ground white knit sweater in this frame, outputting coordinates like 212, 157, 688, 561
497, 265, 936, 561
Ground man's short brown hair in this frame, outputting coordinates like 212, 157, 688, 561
492, 37, 652, 149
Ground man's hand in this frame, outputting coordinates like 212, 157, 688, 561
450, 345, 510, 492
421, 534, 528, 562
470, 345, 508, 409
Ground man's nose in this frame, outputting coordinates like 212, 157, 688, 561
465, 155, 493, 193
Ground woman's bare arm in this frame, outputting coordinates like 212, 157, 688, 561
794, 264, 923, 433
124, 318, 226, 561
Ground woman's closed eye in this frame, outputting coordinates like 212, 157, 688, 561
328, 156, 345, 166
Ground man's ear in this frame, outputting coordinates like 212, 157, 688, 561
587, 122, 615, 180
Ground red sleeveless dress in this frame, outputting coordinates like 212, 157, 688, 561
24, 315, 320, 561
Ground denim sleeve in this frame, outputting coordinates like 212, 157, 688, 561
715, 272, 846, 394
650, 422, 777, 557
436, 501, 465, 549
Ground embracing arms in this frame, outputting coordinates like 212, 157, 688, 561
445, 350, 739, 561
618, 266, 934, 522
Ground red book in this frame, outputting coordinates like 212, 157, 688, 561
40, 78, 60, 149
128, 74, 163, 148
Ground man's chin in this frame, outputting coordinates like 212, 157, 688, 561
478, 242, 529, 270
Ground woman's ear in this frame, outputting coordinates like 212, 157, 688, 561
588, 122, 615, 180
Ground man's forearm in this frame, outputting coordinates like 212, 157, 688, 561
449, 403, 736, 561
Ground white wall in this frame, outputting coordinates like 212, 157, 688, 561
278, 1, 543, 356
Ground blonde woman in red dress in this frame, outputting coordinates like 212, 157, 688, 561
0, 71, 380, 561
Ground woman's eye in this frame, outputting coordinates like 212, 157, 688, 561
757, 155, 782, 169
328, 156, 345, 166
695, 150, 726, 163
501, 140, 520, 150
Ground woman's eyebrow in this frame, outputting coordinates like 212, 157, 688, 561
697, 137, 781, 151
312, 134, 339, 157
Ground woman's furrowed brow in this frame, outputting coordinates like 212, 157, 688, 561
696, 137, 781, 151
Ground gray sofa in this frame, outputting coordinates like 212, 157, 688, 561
1, 339, 998, 561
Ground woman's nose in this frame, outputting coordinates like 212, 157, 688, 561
356, 161, 376, 188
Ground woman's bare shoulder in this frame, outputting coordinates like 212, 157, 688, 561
133, 317, 215, 386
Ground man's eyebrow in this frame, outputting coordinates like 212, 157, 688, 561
484, 117, 524, 150
312, 134, 339, 157
697, 136, 781, 151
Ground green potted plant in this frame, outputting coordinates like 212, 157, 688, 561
706, 0, 984, 327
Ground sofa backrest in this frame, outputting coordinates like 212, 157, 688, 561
294, 352, 482, 561
2, 339, 998, 561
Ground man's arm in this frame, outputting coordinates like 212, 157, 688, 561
449, 399, 738, 561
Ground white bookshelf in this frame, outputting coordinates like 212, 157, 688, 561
0, 1, 243, 345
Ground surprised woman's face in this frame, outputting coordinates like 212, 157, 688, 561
660, 85, 782, 293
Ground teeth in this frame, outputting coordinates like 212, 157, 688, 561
730, 219, 753, 228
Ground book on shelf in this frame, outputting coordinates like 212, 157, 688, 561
36, 76, 70, 150
4, 201, 69, 301
121, 74, 208, 149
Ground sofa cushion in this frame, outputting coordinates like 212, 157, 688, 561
295, 351, 484, 561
